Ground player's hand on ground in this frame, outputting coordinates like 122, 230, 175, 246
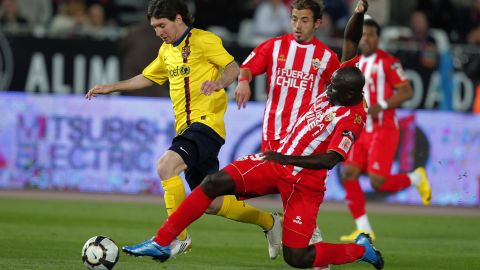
234, 81, 251, 109
201, 80, 223, 96
263, 151, 289, 165
354, 0, 368, 14
85, 85, 114, 100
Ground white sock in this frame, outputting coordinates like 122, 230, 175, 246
408, 171, 422, 186
355, 214, 373, 233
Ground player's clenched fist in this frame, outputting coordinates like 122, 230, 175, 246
85, 84, 114, 100
354, 0, 368, 14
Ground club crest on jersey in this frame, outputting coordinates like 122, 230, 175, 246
354, 114, 362, 125
182, 45, 190, 59
312, 58, 321, 70
325, 112, 335, 122
278, 54, 286, 62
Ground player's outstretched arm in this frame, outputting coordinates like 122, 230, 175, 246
262, 151, 344, 170
341, 0, 368, 63
201, 61, 240, 96
85, 74, 154, 100
234, 68, 253, 109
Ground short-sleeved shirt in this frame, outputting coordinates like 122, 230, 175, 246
241, 34, 340, 142
359, 49, 408, 132
143, 28, 234, 139
277, 92, 367, 178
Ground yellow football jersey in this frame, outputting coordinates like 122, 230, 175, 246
143, 28, 234, 139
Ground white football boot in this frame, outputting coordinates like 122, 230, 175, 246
170, 234, 192, 258
265, 212, 283, 259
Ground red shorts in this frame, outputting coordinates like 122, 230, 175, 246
223, 154, 325, 248
261, 139, 282, 152
345, 125, 399, 176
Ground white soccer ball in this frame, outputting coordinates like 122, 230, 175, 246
82, 236, 119, 270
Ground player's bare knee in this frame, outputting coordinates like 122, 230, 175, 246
200, 171, 236, 198
156, 157, 171, 180
200, 173, 225, 198
282, 246, 314, 268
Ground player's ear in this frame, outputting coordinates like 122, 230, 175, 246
175, 14, 182, 23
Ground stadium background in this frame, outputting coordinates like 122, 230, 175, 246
0, 0, 479, 269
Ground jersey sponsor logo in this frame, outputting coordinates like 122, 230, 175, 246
243, 51, 256, 65
312, 58, 321, 70
168, 64, 191, 77
342, 130, 355, 141
275, 68, 315, 91
339, 136, 353, 153
305, 110, 325, 132
305, 101, 330, 132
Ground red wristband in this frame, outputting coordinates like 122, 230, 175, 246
238, 76, 249, 82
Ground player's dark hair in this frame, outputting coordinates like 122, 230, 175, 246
147, 0, 193, 26
364, 18, 381, 36
291, 0, 324, 20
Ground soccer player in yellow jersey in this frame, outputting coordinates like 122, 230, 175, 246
85, 0, 281, 260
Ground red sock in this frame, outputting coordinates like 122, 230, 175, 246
154, 187, 213, 246
313, 242, 365, 267
343, 180, 366, 219
378, 174, 411, 192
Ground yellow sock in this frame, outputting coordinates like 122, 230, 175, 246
216, 195, 273, 231
161, 175, 188, 240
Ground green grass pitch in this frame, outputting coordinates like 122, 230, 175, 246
0, 196, 479, 270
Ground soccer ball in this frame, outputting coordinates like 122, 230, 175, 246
82, 236, 119, 270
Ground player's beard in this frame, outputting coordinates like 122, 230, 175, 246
294, 29, 314, 43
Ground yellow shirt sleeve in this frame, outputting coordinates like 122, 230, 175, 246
142, 47, 169, 85
201, 32, 234, 69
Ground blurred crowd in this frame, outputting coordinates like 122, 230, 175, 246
0, 0, 478, 46
1, 0, 479, 111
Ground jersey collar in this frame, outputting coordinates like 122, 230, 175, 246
173, 26, 192, 47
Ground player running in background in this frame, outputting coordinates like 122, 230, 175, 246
122, 66, 384, 270
233, 0, 368, 260
86, 0, 279, 258
339, 18, 432, 242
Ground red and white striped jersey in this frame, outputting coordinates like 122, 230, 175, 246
277, 92, 367, 177
241, 34, 340, 141
359, 49, 408, 132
